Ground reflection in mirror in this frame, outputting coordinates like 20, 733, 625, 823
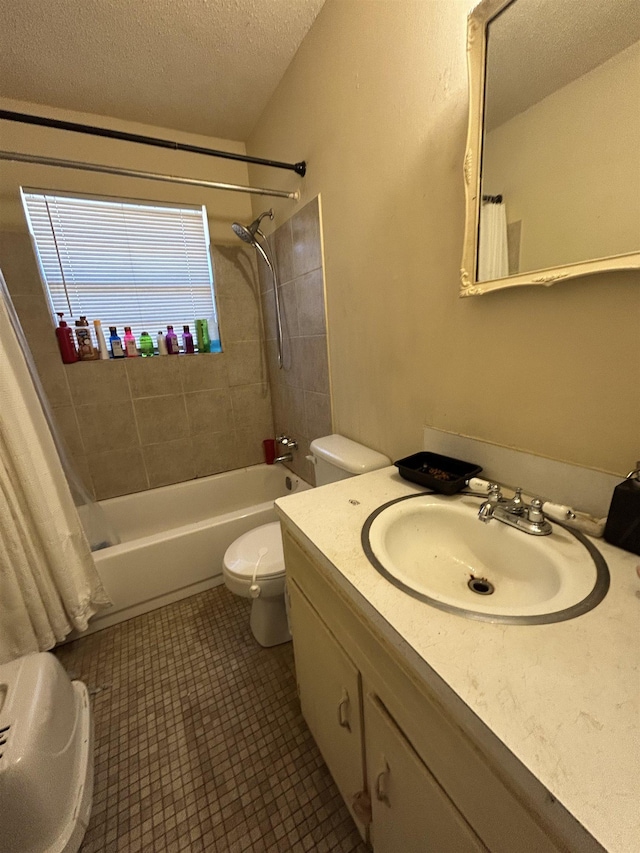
461, 0, 640, 295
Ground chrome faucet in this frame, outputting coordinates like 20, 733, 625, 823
477, 484, 552, 536
274, 452, 293, 464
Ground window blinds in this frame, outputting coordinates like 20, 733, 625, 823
22, 190, 219, 345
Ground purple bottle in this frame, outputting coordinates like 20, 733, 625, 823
182, 324, 195, 354
166, 325, 180, 355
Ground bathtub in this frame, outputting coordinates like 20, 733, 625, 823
81, 465, 309, 635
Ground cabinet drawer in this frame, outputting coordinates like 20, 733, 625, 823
288, 578, 367, 838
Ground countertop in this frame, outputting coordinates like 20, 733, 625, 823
275, 467, 640, 853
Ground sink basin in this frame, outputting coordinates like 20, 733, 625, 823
362, 493, 609, 624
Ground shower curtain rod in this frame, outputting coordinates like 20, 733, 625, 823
0, 109, 307, 177
0, 150, 299, 200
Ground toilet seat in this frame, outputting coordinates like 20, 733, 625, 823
223, 522, 284, 581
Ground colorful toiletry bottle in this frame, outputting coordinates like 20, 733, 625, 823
109, 326, 126, 358
75, 316, 99, 360
55, 313, 79, 363
182, 324, 195, 353
195, 318, 210, 353
139, 331, 154, 357
123, 326, 138, 357
166, 325, 180, 354
93, 319, 109, 359
157, 330, 168, 355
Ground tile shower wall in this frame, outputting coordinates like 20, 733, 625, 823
260, 197, 332, 485
0, 231, 273, 499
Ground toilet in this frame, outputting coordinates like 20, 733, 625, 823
222, 434, 391, 647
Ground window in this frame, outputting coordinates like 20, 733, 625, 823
21, 189, 220, 347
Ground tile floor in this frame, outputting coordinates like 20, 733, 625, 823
55, 586, 368, 853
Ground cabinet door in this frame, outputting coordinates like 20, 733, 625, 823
365, 692, 487, 853
288, 578, 367, 836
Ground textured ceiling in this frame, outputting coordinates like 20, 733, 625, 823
0, 0, 326, 140
485, 0, 640, 130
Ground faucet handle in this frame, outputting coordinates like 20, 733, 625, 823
487, 483, 503, 503
527, 498, 545, 523
276, 434, 298, 450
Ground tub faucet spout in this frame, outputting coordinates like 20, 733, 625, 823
274, 453, 293, 464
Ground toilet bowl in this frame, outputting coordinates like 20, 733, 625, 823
222, 521, 289, 647
222, 435, 391, 647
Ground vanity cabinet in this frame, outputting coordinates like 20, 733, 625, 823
287, 578, 366, 836
283, 527, 572, 853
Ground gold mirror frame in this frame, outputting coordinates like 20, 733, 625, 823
460, 0, 640, 297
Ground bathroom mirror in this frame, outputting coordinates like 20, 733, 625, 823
460, 0, 640, 296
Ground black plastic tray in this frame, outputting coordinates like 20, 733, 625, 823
394, 452, 482, 495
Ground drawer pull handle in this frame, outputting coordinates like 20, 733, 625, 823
375, 761, 390, 805
338, 689, 351, 731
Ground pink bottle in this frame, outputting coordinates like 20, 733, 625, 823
123, 326, 138, 357
166, 325, 180, 354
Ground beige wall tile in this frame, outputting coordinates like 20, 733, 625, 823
256, 251, 272, 294
213, 243, 261, 343
78, 400, 139, 454
143, 438, 195, 488
282, 337, 304, 389
185, 389, 233, 436
279, 281, 299, 338
67, 359, 130, 407
300, 336, 329, 395
217, 286, 261, 343
282, 437, 315, 486
304, 391, 332, 441
127, 355, 182, 398
179, 352, 228, 392
235, 428, 268, 468
192, 430, 238, 477
11, 292, 54, 332
261, 288, 277, 341
225, 340, 266, 386
296, 268, 326, 337
71, 454, 95, 500
292, 198, 322, 278
274, 219, 294, 283
53, 404, 84, 457
134, 395, 189, 445
230, 384, 273, 434
37, 358, 72, 408
89, 447, 148, 499
0, 230, 47, 297
275, 385, 306, 440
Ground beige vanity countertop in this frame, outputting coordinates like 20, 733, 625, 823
276, 467, 640, 853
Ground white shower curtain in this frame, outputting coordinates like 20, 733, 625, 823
0, 275, 110, 664
478, 201, 509, 282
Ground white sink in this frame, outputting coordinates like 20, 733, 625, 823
363, 493, 609, 624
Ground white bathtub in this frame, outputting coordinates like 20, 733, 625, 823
81, 465, 309, 635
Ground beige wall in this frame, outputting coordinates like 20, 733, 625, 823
0, 96, 254, 239
247, 0, 640, 476
483, 40, 640, 272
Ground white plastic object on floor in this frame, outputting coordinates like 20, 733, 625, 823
0, 652, 93, 853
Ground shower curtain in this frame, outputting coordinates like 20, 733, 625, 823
0, 271, 111, 664
478, 200, 509, 281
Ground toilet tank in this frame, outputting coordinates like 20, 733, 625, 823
309, 434, 391, 486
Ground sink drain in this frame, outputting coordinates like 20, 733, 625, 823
468, 576, 495, 596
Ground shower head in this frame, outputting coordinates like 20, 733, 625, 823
231, 209, 273, 245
